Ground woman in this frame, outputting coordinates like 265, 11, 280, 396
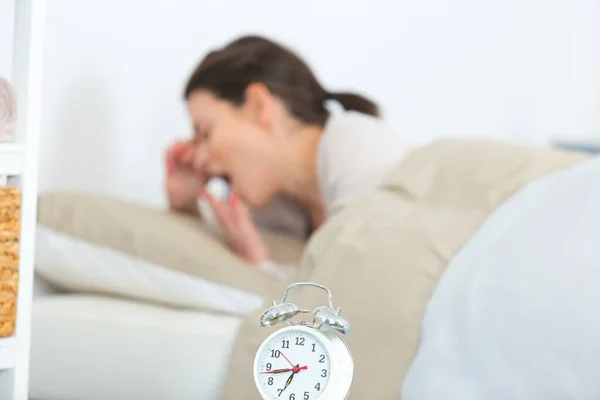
165, 35, 411, 275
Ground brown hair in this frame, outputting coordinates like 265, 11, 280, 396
184, 35, 379, 126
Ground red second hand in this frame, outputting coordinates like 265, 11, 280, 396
280, 352, 294, 367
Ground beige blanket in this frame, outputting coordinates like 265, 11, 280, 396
222, 139, 589, 399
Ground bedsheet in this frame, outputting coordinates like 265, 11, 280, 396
29, 295, 241, 400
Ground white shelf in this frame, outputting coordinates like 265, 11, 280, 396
2, 0, 46, 398
0, 143, 25, 176
0, 337, 17, 370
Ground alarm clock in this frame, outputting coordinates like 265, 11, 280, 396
253, 282, 354, 400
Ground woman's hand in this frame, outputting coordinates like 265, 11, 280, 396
201, 190, 270, 265
165, 139, 205, 215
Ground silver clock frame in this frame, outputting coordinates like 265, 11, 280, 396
253, 282, 354, 400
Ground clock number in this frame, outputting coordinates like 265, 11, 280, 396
314, 383, 321, 391
295, 337, 305, 346
321, 369, 328, 378
281, 340, 290, 349
311, 343, 316, 352
268, 377, 274, 386
319, 354, 325, 363
266, 363, 272, 371
304, 392, 310, 399
289, 394, 295, 400
271, 350, 281, 358
277, 389, 283, 396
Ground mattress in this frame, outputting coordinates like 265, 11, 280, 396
29, 294, 242, 400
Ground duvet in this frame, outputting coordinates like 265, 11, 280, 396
402, 154, 600, 399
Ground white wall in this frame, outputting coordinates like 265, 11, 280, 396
35, 0, 600, 208
0, 0, 16, 80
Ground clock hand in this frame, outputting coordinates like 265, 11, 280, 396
279, 351, 294, 367
292, 365, 308, 373
260, 368, 293, 374
261, 365, 308, 374
279, 371, 295, 397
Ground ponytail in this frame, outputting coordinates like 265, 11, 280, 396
326, 91, 380, 118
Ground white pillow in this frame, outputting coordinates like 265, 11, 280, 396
35, 225, 264, 316
34, 192, 306, 315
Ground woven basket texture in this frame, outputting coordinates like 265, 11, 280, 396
0, 186, 20, 338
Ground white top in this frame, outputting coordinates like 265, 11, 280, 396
318, 110, 411, 217
258, 110, 411, 278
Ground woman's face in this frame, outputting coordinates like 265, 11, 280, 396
186, 85, 284, 208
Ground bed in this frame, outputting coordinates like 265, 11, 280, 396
29, 139, 600, 399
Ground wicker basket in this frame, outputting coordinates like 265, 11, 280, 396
0, 186, 20, 338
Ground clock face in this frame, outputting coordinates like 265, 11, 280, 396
255, 328, 332, 399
